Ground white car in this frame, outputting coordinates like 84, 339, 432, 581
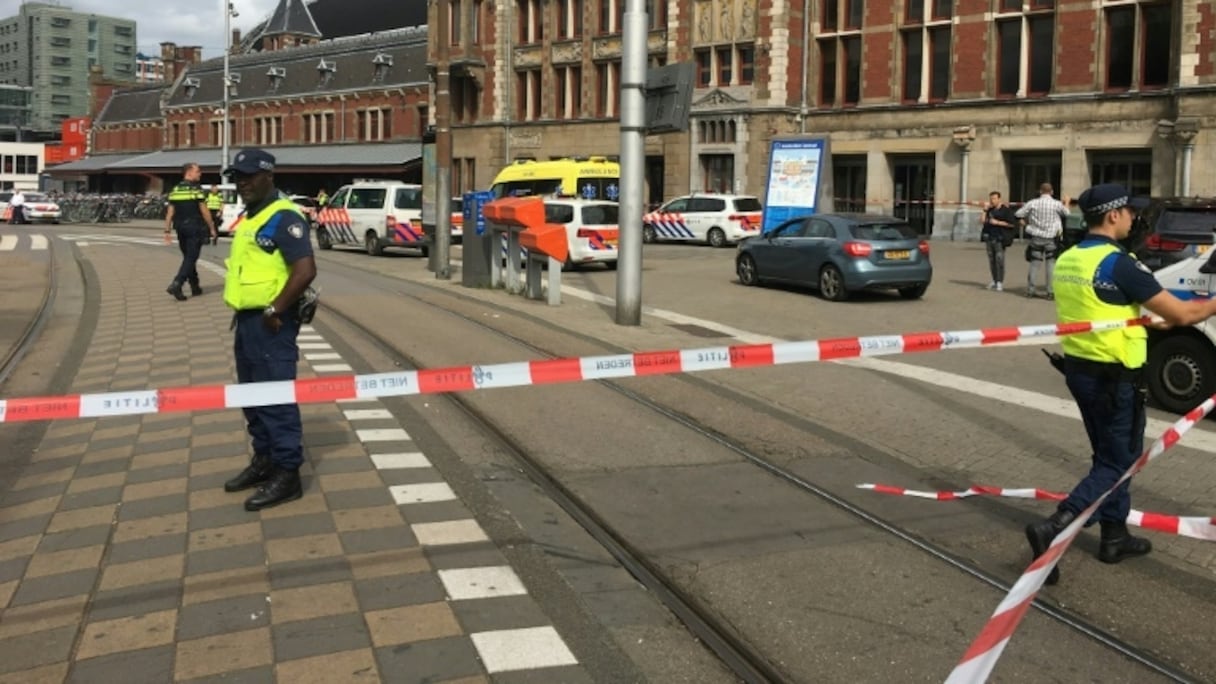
18, 192, 61, 223
643, 193, 763, 247
316, 181, 426, 256
543, 199, 619, 269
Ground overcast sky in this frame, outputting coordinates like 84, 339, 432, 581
1, 0, 284, 59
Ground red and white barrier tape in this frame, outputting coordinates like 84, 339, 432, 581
944, 394, 1216, 683
857, 484, 1216, 542
0, 318, 1147, 424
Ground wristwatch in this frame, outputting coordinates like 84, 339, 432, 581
263, 304, 278, 318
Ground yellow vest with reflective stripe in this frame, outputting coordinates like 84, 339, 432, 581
223, 198, 302, 311
168, 182, 204, 203
206, 192, 223, 210
1054, 241, 1147, 369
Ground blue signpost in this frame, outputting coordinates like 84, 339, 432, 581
463, 190, 494, 236
760, 137, 831, 234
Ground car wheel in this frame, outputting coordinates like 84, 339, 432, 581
737, 254, 759, 286
898, 283, 929, 300
1146, 334, 1216, 414
365, 232, 383, 256
316, 228, 333, 250
819, 264, 848, 301
642, 224, 657, 244
707, 227, 727, 248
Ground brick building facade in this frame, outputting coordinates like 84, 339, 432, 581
52, 0, 430, 195
429, 0, 1216, 237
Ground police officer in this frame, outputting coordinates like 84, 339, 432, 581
165, 163, 217, 300
206, 184, 224, 234
1026, 183, 1216, 585
316, 187, 328, 207
220, 148, 317, 511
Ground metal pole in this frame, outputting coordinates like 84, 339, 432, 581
615, 0, 646, 326
221, 1, 231, 173
434, 0, 453, 280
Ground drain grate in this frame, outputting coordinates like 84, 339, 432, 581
669, 323, 732, 339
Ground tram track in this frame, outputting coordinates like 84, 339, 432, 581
312, 252, 1202, 684
0, 239, 58, 389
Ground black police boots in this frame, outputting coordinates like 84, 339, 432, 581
224, 453, 272, 492
1097, 521, 1152, 564
244, 467, 302, 512
1025, 508, 1077, 585
189, 282, 203, 297
166, 280, 187, 301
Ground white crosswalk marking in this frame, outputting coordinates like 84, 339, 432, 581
0, 235, 16, 251
29, 234, 48, 250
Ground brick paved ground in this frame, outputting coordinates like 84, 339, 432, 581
0, 238, 588, 682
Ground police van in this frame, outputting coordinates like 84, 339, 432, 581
1146, 245, 1216, 413
315, 180, 427, 256
642, 193, 763, 247
214, 183, 243, 237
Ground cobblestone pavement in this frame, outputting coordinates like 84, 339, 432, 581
0, 237, 590, 683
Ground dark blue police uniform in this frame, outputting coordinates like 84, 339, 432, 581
234, 194, 313, 474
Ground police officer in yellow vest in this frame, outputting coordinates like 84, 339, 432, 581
221, 148, 318, 511
1026, 183, 1216, 585
206, 184, 224, 236
164, 163, 217, 300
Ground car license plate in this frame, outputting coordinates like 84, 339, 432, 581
1199, 244, 1212, 255
885, 250, 911, 260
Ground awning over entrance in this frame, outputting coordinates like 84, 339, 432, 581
46, 153, 149, 173
98, 143, 423, 173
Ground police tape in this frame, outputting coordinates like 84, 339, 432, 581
857, 483, 1216, 542
0, 317, 1149, 424
944, 393, 1216, 683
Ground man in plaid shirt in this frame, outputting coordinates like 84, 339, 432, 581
1016, 183, 1071, 299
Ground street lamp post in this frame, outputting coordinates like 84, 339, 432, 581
221, 1, 237, 174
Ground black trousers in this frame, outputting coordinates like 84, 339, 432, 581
173, 228, 205, 286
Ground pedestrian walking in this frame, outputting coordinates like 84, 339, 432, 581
220, 148, 318, 511
980, 191, 1017, 291
206, 184, 225, 234
1015, 183, 1071, 299
8, 189, 27, 224
1027, 183, 1216, 585
164, 163, 218, 300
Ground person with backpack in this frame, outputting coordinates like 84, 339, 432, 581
980, 191, 1017, 291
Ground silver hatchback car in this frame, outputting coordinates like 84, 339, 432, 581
735, 213, 932, 300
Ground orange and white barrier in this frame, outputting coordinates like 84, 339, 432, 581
857, 483, 1216, 542
944, 395, 1216, 683
0, 317, 1146, 423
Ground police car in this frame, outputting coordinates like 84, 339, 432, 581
1145, 247, 1216, 413
315, 180, 426, 256
643, 193, 763, 247
544, 199, 620, 269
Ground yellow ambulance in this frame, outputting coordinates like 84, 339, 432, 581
490, 157, 622, 202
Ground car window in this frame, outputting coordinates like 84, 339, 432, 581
732, 197, 762, 212
581, 204, 619, 225
330, 188, 351, 208
1157, 209, 1216, 238
770, 219, 805, 237
848, 222, 918, 240
25, 192, 46, 202
0, 192, 11, 203
807, 219, 835, 239
690, 197, 726, 213
545, 204, 575, 224
349, 188, 386, 210
394, 187, 422, 210
662, 198, 689, 213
